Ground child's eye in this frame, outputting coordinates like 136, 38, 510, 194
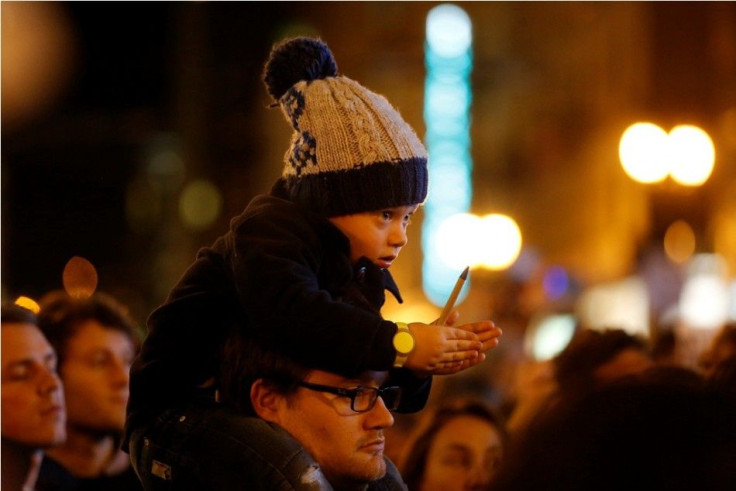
381, 211, 392, 220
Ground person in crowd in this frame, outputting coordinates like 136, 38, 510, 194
553, 327, 654, 394
35, 291, 142, 490
133, 332, 406, 490
506, 327, 654, 436
125, 36, 501, 478
399, 399, 508, 491
698, 322, 736, 378
488, 365, 736, 490
2, 303, 66, 491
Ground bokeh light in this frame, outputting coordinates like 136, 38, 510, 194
423, 3, 473, 306
577, 277, 650, 337
543, 265, 569, 300
668, 125, 715, 186
478, 214, 522, 270
663, 220, 696, 264
618, 122, 670, 183
436, 213, 480, 270
179, 179, 223, 231
435, 213, 522, 271
62, 256, 98, 298
680, 254, 729, 330
14, 296, 40, 314
426, 4, 472, 58
524, 313, 577, 361
619, 122, 715, 186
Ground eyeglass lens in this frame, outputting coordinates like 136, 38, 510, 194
354, 387, 401, 412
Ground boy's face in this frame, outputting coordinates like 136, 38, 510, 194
329, 204, 418, 268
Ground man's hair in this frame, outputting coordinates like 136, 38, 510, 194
218, 328, 309, 416
1, 303, 39, 326
36, 290, 140, 367
400, 399, 509, 490
553, 328, 650, 394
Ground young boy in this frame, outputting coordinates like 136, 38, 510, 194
125, 37, 500, 464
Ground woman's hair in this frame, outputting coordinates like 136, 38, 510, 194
400, 399, 508, 490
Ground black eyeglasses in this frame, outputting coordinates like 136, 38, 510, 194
297, 381, 403, 413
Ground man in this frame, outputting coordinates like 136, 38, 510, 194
1, 303, 66, 490
131, 333, 407, 490
249, 368, 399, 489
36, 291, 142, 490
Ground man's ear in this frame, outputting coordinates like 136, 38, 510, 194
250, 379, 283, 424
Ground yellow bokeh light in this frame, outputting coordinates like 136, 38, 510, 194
668, 125, 715, 186
663, 220, 696, 264
619, 122, 670, 184
179, 179, 223, 231
478, 214, 522, 270
435, 213, 522, 271
14, 296, 40, 314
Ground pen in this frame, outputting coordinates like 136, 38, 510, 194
436, 266, 470, 325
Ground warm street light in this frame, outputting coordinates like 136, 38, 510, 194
619, 122, 715, 186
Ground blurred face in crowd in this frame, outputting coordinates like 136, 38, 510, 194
594, 347, 654, 383
1, 322, 66, 447
419, 415, 504, 491
329, 205, 417, 268
60, 320, 135, 433
256, 369, 395, 489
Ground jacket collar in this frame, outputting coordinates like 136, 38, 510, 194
353, 256, 403, 304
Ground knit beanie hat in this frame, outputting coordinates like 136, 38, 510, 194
263, 37, 429, 217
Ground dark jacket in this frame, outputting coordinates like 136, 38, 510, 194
125, 180, 430, 449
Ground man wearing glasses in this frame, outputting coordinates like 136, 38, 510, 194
250, 369, 402, 490
129, 333, 410, 490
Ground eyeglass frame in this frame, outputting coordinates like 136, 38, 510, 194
297, 380, 403, 413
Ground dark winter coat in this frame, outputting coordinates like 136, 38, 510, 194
125, 179, 430, 449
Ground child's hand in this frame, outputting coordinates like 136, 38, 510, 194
404, 322, 484, 377
420, 311, 502, 375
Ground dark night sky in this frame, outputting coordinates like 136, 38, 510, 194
2, 2, 286, 318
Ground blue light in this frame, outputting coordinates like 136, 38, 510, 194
423, 4, 473, 306
543, 266, 569, 300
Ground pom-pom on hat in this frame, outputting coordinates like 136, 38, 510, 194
263, 37, 429, 217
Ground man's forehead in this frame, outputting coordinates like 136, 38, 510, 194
2, 322, 55, 363
309, 369, 390, 386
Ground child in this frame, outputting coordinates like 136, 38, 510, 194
125, 37, 500, 453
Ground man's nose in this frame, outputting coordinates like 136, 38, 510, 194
365, 395, 395, 429
466, 460, 492, 489
39, 368, 62, 395
110, 358, 131, 387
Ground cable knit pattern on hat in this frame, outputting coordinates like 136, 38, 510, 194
263, 37, 429, 217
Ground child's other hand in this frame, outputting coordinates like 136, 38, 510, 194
416, 311, 502, 375
404, 322, 483, 377
440, 310, 501, 354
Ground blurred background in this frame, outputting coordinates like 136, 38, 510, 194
3, 2, 736, 384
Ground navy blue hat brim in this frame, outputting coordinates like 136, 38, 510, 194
285, 158, 429, 217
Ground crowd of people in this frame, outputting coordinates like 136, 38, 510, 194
5, 294, 735, 490
3, 35, 736, 490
